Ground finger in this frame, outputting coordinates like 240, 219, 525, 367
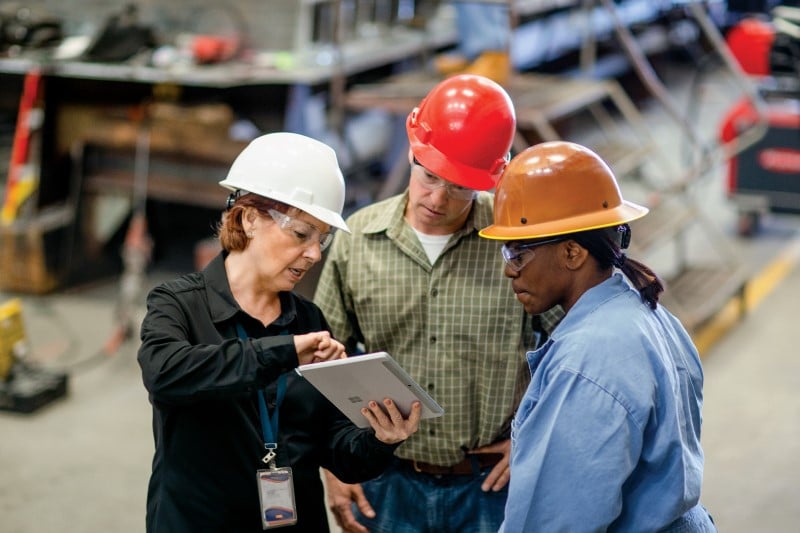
334, 505, 368, 533
363, 401, 390, 426
369, 398, 394, 429
315, 335, 330, 351
489, 463, 511, 492
407, 401, 422, 427
382, 398, 405, 426
353, 487, 376, 520
480, 455, 510, 492
333, 342, 347, 359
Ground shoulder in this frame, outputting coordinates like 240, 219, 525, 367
469, 192, 496, 229
344, 195, 403, 232
149, 272, 205, 299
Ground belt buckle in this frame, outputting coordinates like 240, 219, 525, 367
411, 460, 424, 473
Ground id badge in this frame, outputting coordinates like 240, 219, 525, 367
257, 467, 297, 529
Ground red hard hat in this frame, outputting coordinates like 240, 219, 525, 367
406, 74, 516, 191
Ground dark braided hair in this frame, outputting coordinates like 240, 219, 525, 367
570, 224, 664, 310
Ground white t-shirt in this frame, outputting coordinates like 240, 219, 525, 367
412, 228, 452, 264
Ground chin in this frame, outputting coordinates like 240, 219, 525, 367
518, 294, 545, 315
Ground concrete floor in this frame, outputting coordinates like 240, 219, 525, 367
1, 217, 799, 533
2, 57, 800, 532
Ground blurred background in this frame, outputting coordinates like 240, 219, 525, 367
1, 1, 798, 531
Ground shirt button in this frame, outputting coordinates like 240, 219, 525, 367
431, 288, 438, 297
429, 429, 436, 436
429, 336, 437, 344
427, 383, 435, 391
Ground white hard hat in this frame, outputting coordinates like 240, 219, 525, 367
219, 132, 350, 232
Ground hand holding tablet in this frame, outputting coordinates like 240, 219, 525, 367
296, 352, 445, 428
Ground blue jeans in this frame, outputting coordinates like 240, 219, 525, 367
353, 460, 507, 533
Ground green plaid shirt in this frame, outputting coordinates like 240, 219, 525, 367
314, 192, 562, 465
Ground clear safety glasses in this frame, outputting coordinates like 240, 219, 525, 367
267, 209, 334, 251
412, 159, 476, 201
501, 237, 566, 272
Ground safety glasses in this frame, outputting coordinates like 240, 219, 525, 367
501, 237, 566, 272
267, 209, 334, 251
412, 159, 476, 201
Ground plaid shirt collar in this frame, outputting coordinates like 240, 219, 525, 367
361, 190, 495, 239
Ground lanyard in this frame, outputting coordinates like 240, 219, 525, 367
236, 323, 287, 466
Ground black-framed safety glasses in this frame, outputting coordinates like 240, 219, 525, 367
501, 237, 566, 272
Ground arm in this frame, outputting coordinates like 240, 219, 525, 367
138, 284, 339, 405
502, 369, 641, 532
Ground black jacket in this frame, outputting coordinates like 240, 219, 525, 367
138, 253, 398, 532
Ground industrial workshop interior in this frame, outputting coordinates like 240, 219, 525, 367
1, 0, 798, 531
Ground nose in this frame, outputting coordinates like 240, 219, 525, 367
303, 241, 323, 263
429, 185, 450, 204
503, 263, 518, 279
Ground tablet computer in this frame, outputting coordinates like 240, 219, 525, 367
295, 351, 444, 428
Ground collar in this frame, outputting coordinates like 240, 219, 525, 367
360, 190, 496, 238
550, 274, 630, 340
202, 251, 298, 327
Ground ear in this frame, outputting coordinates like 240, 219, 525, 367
407, 148, 415, 165
562, 240, 589, 271
242, 207, 259, 232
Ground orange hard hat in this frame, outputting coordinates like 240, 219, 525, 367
480, 141, 648, 240
406, 74, 516, 191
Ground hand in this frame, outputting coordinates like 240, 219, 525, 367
323, 469, 372, 533
362, 398, 421, 444
468, 439, 511, 492
294, 331, 346, 365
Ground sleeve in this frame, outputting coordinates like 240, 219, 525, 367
314, 229, 363, 353
137, 284, 298, 406
319, 411, 401, 483
502, 369, 642, 532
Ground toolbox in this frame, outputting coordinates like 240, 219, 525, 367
721, 86, 800, 235
0, 298, 68, 414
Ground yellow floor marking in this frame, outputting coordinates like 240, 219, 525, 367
694, 238, 800, 356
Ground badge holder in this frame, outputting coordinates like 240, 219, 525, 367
257, 446, 297, 529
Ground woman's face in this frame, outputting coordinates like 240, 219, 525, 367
245, 207, 332, 292
504, 240, 569, 315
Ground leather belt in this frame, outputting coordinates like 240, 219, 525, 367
399, 453, 503, 476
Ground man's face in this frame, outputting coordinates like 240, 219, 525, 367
405, 158, 475, 235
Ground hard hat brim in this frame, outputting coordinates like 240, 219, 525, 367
219, 179, 351, 233
479, 201, 648, 240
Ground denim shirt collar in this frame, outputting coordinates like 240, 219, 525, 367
526, 273, 629, 370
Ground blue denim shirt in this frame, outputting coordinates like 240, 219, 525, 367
501, 274, 714, 532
